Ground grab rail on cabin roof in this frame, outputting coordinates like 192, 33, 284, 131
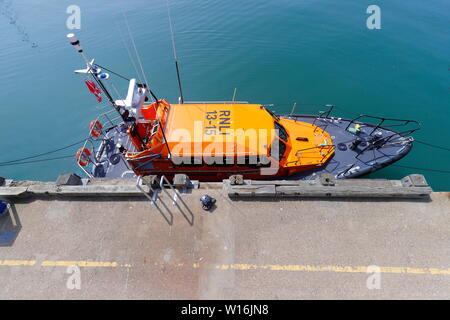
285, 144, 336, 167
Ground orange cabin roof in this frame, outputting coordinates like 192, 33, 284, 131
164, 103, 276, 157
129, 102, 334, 168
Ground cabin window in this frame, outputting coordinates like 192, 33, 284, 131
275, 122, 289, 142
262, 107, 280, 121
270, 138, 287, 161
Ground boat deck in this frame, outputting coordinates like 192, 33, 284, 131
285, 115, 413, 180
89, 114, 414, 181
91, 123, 137, 179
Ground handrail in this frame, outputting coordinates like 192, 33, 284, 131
134, 175, 193, 225
288, 104, 420, 161
284, 104, 420, 133
159, 175, 193, 225
286, 104, 421, 141
135, 176, 173, 225
130, 153, 163, 171
285, 144, 335, 167
343, 114, 421, 134
76, 108, 134, 178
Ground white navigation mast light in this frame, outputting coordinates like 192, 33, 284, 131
67, 33, 83, 53
67, 33, 92, 67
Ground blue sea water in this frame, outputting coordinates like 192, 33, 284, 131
0, 0, 449, 190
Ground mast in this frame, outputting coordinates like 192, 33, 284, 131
67, 33, 173, 158
67, 33, 127, 122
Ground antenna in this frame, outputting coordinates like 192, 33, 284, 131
166, 0, 184, 104
290, 102, 297, 115
122, 14, 161, 103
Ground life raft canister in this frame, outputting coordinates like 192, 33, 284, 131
89, 120, 103, 137
76, 147, 91, 166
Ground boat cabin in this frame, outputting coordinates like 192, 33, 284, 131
124, 100, 335, 179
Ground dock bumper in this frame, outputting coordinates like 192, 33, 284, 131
225, 174, 433, 199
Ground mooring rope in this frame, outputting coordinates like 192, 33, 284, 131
392, 164, 450, 174
414, 139, 450, 152
0, 155, 73, 167
0, 139, 87, 165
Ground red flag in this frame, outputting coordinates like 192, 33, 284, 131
85, 80, 102, 103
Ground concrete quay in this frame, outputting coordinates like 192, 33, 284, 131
0, 175, 448, 299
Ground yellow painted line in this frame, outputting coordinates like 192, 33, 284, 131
41, 261, 119, 268
0, 260, 36, 266
189, 264, 450, 276
2, 260, 449, 276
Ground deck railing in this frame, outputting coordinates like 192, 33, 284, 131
288, 104, 421, 143
285, 145, 336, 167
77, 109, 133, 178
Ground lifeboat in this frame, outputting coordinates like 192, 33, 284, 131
76, 95, 418, 181
67, 33, 419, 181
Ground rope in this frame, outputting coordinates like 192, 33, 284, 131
123, 13, 151, 95
0, 138, 87, 165
94, 64, 130, 81
414, 139, 450, 152
0, 155, 73, 167
117, 20, 143, 86
392, 164, 450, 174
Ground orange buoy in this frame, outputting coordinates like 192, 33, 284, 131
89, 120, 103, 137
76, 147, 91, 166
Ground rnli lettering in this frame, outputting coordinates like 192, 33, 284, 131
205, 110, 231, 135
